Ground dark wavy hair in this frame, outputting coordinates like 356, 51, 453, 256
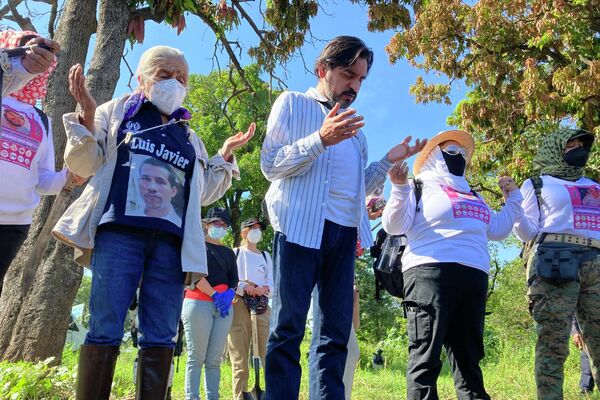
314, 36, 374, 75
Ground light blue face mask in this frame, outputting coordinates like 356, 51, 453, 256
208, 225, 227, 240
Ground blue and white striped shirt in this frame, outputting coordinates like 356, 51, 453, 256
260, 88, 392, 249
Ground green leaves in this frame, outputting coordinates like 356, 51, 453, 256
0, 359, 74, 399
186, 66, 277, 247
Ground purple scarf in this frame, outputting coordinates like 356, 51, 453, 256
123, 91, 192, 122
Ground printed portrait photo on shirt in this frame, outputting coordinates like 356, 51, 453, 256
566, 185, 600, 231
125, 153, 186, 227
0, 102, 44, 170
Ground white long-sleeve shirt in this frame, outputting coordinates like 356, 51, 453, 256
260, 88, 391, 249
513, 175, 600, 242
0, 96, 66, 224
382, 180, 523, 273
234, 247, 274, 297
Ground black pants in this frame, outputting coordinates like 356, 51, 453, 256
580, 350, 595, 391
0, 224, 29, 297
403, 263, 491, 400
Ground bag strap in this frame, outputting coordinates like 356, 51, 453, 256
33, 105, 49, 136
413, 178, 423, 213
530, 176, 544, 224
235, 247, 267, 264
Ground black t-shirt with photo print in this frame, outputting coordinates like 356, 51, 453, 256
99, 101, 195, 239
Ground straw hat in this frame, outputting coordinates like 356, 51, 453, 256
413, 130, 475, 175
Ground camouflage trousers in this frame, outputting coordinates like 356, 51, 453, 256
527, 247, 600, 400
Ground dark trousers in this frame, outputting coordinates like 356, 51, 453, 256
581, 350, 595, 391
0, 224, 29, 297
265, 221, 356, 400
403, 263, 491, 400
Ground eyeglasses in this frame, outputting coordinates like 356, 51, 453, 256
442, 144, 467, 158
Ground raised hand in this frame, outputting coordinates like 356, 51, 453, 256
386, 136, 428, 163
319, 103, 364, 147
220, 122, 256, 161
68, 64, 96, 132
389, 161, 409, 185
498, 176, 518, 200
21, 37, 60, 74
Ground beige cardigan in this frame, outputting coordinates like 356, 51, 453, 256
52, 95, 238, 277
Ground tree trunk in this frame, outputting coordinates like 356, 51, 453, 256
0, 0, 132, 364
86, 0, 131, 105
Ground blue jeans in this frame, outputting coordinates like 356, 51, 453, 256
86, 226, 185, 348
266, 220, 356, 400
182, 298, 233, 400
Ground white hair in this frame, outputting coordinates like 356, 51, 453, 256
135, 46, 188, 87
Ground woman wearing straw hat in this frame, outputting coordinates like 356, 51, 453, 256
382, 129, 522, 400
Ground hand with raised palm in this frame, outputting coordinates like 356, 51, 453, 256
220, 122, 256, 161
68, 64, 96, 132
386, 136, 428, 163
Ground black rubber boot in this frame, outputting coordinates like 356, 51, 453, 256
135, 347, 174, 400
75, 344, 119, 400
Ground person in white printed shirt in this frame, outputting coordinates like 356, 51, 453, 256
261, 35, 426, 400
228, 216, 273, 400
0, 30, 75, 297
382, 129, 522, 400
513, 127, 600, 400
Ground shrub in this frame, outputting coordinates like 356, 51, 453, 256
0, 358, 74, 399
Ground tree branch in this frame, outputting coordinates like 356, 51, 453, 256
232, 0, 272, 52
486, 258, 500, 300
7, 0, 36, 31
133, 6, 166, 23
0, 1, 21, 19
122, 48, 136, 92
192, 11, 254, 94
47, 0, 58, 38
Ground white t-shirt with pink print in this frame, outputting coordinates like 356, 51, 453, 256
382, 146, 523, 274
513, 175, 600, 242
383, 180, 523, 274
0, 96, 66, 224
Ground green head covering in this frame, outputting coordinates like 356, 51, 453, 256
533, 127, 594, 181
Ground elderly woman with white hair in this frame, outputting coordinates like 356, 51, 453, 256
52, 46, 255, 399
382, 130, 522, 400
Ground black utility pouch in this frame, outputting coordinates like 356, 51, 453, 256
532, 242, 581, 284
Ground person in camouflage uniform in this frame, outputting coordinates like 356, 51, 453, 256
514, 127, 600, 399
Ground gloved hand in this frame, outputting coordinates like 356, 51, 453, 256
212, 288, 235, 318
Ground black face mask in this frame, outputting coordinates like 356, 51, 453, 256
442, 151, 466, 176
563, 146, 590, 167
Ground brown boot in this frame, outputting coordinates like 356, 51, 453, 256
135, 347, 174, 400
76, 344, 119, 400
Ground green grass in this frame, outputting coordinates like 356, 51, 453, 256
53, 337, 600, 400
